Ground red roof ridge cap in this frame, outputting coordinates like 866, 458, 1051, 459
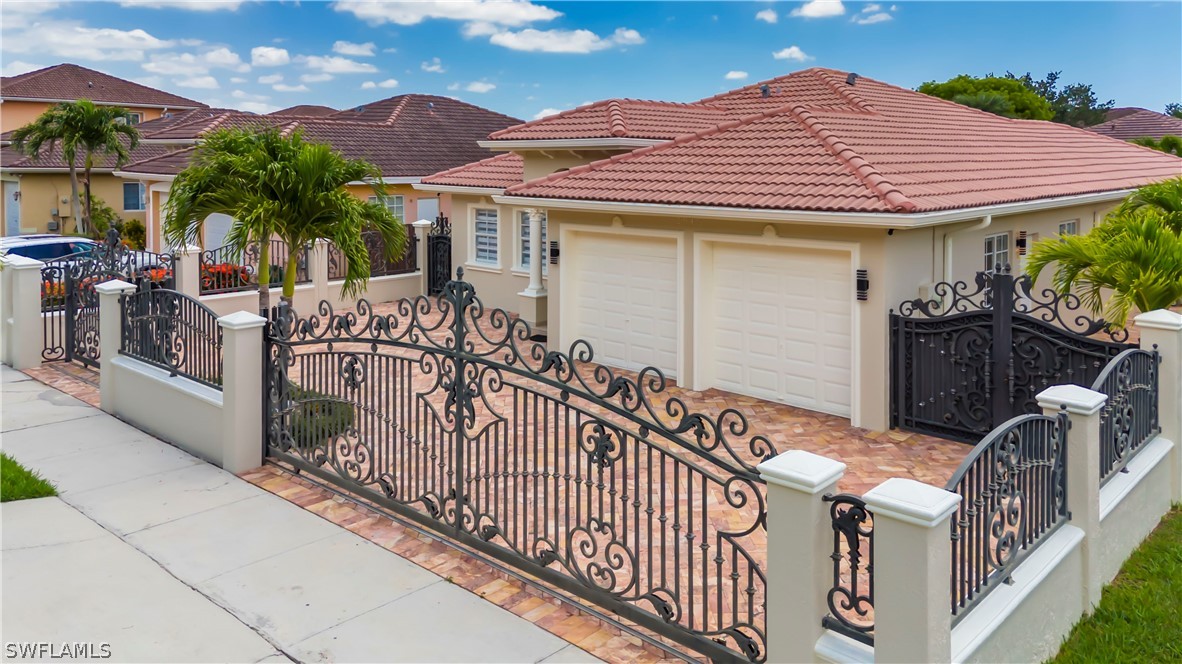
606, 100, 628, 137
383, 97, 412, 126
812, 69, 876, 114
787, 104, 916, 212
488, 99, 620, 139
422, 151, 519, 182
694, 67, 827, 107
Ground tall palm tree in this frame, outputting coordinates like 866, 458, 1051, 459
163, 127, 406, 311
1026, 180, 1182, 326
10, 100, 139, 235
1116, 175, 1182, 234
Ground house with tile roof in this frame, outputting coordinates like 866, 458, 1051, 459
415, 67, 1182, 432
1087, 107, 1182, 141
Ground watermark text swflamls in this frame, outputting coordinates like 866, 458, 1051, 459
4, 642, 112, 659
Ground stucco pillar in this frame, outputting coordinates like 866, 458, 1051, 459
310, 239, 330, 305
516, 208, 547, 326
218, 310, 267, 473
757, 450, 846, 664
412, 219, 433, 295
173, 245, 202, 299
862, 477, 961, 664
1037, 385, 1107, 610
1135, 309, 1182, 501
3, 255, 47, 370
96, 279, 138, 413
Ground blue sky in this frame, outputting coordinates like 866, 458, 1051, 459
2, 1, 1179, 121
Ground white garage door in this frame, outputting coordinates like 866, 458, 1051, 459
570, 233, 678, 375
707, 243, 852, 416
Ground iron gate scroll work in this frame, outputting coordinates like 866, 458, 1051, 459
265, 270, 774, 662
426, 214, 452, 295
890, 268, 1132, 442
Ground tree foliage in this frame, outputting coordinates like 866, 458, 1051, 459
163, 127, 407, 309
918, 75, 1054, 120
1130, 135, 1182, 157
1004, 71, 1114, 127
1166, 103, 1182, 119
1026, 178, 1182, 326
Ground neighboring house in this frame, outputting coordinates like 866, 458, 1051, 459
415, 67, 1182, 432
0, 63, 207, 236
1087, 107, 1182, 140
114, 94, 521, 251
269, 105, 338, 117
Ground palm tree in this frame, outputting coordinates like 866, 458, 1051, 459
1116, 175, 1182, 234
163, 127, 407, 311
1026, 180, 1182, 326
10, 100, 139, 235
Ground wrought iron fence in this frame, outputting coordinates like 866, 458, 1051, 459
264, 270, 774, 662
820, 494, 874, 645
1092, 348, 1160, 486
945, 411, 1068, 622
200, 240, 309, 295
120, 289, 224, 389
326, 228, 418, 281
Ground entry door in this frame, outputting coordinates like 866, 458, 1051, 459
705, 243, 853, 416
569, 233, 678, 375
4, 181, 19, 236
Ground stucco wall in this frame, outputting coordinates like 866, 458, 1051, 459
1, 173, 146, 236
1, 101, 171, 133
518, 149, 626, 182
1097, 437, 1175, 584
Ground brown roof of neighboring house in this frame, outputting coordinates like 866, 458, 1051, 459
1105, 107, 1147, 122
483, 68, 1182, 214
270, 104, 338, 117
422, 152, 525, 189
1, 63, 206, 109
1087, 108, 1182, 141
1, 139, 180, 173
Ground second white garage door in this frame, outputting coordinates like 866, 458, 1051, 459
569, 233, 678, 376
704, 242, 852, 417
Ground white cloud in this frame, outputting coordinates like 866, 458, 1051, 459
361, 78, 399, 89
258, 73, 284, 84
236, 101, 278, 113
852, 11, 892, 24
3, 20, 175, 62
862, 3, 881, 11
725, 70, 748, 80
251, 46, 290, 66
333, 0, 561, 27
1, 60, 43, 76
332, 40, 376, 56
446, 82, 460, 91
382, 47, 398, 53
772, 45, 813, 61
175, 75, 219, 89
273, 83, 309, 92
465, 81, 496, 93
755, 9, 778, 23
421, 57, 445, 73
203, 47, 250, 71
300, 73, 334, 83
231, 89, 269, 101
461, 21, 500, 38
487, 27, 644, 53
890, 4, 898, 9
790, 0, 845, 18
142, 48, 249, 77
532, 107, 563, 120
119, 0, 243, 10
298, 55, 378, 73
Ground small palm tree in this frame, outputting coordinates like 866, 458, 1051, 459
163, 127, 407, 311
1027, 179, 1182, 326
10, 100, 139, 235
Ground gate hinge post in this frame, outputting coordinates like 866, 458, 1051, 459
1, 254, 46, 370
95, 279, 139, 413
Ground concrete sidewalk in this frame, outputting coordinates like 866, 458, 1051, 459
1, 366, 596, 663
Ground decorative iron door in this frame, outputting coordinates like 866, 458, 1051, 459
426, 214, 452, 295
890, 268, 1132, 442
265, 270, 774, 662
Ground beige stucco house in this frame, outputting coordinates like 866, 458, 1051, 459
416, 68, 1182, 432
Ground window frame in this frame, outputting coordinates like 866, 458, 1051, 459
368, 194, 405, 222
983, 231, 1010, 273
516, 210, 548, 274
471, 207, 500, 267
1057, 220, 1079, 238
122, 182, 146, 212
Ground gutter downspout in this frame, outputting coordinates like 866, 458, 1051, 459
942, 215, 992, 283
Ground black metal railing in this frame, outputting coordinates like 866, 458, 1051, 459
120, 288, 223, 390
1092, 348, 1161, 486
326, 228, 418, 281
945, 411, 1069, 622
821, 494, 874, 645
200, 240, 309, 295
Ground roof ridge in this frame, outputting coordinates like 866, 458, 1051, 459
422, 151, 520, 182
384, 97, 413, 126
786, 105, 915, 212
811, 69, 876, 114
606, 100, 628, 137
488, 99, 619, 139
122, 146, 196, 170
694, 67, 824, 108
2, 63, 61, 87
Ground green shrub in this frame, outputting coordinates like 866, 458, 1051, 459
123, 219, 147, 250
286, 383, 356, 450
1, 453, 57, 502
87, 195, 124, 238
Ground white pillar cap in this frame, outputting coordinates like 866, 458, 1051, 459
218, 310, 268, 330
94, 279, 138, 295
1036, 384, 1107, 415
1, 254, 45, 269
412, 219, 434, 228
757, 450, 845, 494
863, 477, 961, 528
1135, 309, 1182, 332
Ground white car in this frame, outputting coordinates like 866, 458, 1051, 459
0, 235, 167, 271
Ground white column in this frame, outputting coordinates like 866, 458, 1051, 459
173, 245, 201, 299
863, 478, 961, 664
218, 310, 267, 473
1037, 385, 1107, 610
310, 239, 330, 305
412, 219, 433, 294
757, 450, 846, 663
4, 255, 47, 370
523, 208, 546, 296
96, 279, 138, 413
1135, 309, 1182, 501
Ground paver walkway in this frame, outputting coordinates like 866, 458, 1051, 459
1, 366, 596, 663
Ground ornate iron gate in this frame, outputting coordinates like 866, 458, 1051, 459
264, 270, 774, 662
40, 229, 174, 367
890, 268, 1132, 442
426, 214, 452, 295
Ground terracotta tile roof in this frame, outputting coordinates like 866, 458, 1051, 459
117, 147, 197, 176
421, 152, 524, 189
1, 139, 181, 172
270, 104, 338, 117
504, 69, 1182, 213
1, 63, 206, 108
488, 100, 734, 141
1087, 108, 1182, 141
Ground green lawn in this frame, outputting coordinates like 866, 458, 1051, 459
0, 453, 57, 502
1051, 505, 1182, 663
